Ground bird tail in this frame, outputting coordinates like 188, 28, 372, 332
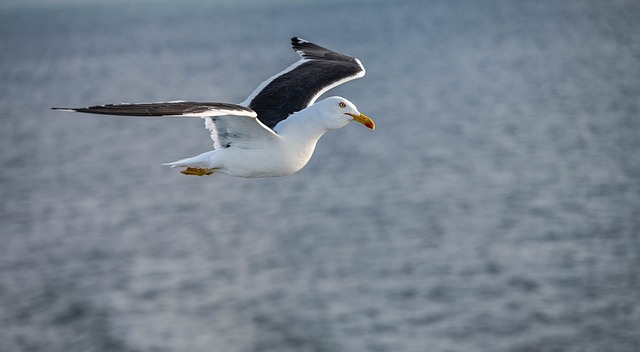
162, 151, 215, 169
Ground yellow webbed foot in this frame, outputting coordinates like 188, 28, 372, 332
180, 167, 216, 176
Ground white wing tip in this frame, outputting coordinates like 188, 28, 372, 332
292, 37, 309, 44
354, 58, 366, 76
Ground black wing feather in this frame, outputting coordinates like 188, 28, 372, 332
247, 37, 364, 129
53, 102, 253, 117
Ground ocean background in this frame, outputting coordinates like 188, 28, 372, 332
1, 0, 639, 351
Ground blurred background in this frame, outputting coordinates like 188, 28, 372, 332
1, 0, 639, 351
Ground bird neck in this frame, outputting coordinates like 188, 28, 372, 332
275, 110, 330, 143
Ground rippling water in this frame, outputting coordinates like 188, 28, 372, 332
1, 0, 639, 351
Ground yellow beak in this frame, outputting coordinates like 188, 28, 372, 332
346, 113, 375, 130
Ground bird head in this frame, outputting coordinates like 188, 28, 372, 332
320, 96, 375, 131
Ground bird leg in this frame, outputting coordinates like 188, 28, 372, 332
180, 167, 216, 176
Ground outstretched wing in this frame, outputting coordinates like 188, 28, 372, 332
53, 101, 279, 149
52, 101, 256, 118
240, 37, 365, 129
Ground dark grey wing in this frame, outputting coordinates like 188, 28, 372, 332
240, 37, 365, 129
52, 101, 256, 118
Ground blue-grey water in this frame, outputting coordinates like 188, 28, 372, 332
1, 0, 639, 351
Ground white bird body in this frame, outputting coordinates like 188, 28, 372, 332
166, 97, 362, 177
53, 38, 374, 178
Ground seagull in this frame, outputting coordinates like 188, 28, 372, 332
53, 37, 374, 177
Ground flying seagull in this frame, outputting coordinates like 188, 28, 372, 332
53, 37, 374, 177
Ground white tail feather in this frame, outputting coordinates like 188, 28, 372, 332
163, 150, 215, 169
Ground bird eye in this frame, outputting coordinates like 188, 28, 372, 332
339, 102, 346, 108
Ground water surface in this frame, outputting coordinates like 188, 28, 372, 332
1, 1, 639, 351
